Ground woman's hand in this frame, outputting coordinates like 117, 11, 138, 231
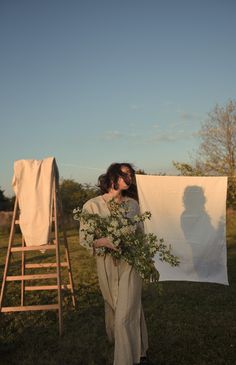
149, 261, 160, 283
94, 237, 118, 251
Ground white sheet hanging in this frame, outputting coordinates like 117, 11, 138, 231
12, 157, 59, 247
136, 175, 228, 285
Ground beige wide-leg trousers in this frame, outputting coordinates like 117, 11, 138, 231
96, 255, 148, 365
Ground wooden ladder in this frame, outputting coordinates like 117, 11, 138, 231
0, 177, 76, 336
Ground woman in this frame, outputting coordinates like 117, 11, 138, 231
79, 163, 149, 365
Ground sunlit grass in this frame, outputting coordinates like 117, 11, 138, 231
0, 220, 236, 365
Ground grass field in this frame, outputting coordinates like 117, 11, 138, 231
0, 212, 236, 365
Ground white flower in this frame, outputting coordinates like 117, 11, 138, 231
110, 219, 119, 228
120, 226, 135, 235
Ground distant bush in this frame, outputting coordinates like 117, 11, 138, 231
0, 211, 13, 234
60, 179, 99, 229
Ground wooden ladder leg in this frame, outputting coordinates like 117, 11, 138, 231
21, 236, 25, 306
54, 181, 63, 336
62, 226, 76, 307
56, 240, 63, 336
0, 198, 18, 310
58, 191, 76, 307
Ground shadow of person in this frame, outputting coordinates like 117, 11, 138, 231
180, 185, 224, 279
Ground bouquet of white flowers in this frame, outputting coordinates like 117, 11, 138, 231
73, 199, 179, 284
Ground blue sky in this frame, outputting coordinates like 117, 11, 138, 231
1, 0, 236, 196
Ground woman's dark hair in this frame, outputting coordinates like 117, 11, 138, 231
97, 162, 138, 200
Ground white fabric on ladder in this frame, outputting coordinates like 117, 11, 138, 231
136, 175, 228, 285
12, 157, 59, 247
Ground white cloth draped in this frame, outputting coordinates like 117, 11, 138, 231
12, 157, 58, 247
136, 175, 228, 285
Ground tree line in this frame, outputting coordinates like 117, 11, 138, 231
1, 99, 236, 221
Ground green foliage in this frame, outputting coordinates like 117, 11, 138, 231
198, 99, 236, 176
135, 168, 147, 175
172, 161, 203, 176
0, 188, 13, 211
227, 177, 236, 208
173, 99, 236, 208
59, 179, 99, 220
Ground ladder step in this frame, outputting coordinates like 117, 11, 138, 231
6, 274, 57, 281
11, 245, 56, 252
25, 262, 68, 269
1, 304, 59, 312
25, 284, 71, 291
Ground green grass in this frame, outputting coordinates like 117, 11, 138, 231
0, 219, 236, 365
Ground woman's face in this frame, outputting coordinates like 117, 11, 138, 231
117, 166, 133, 190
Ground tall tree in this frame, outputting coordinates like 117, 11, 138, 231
173, 99, 236, 207
197, 99, 236, 176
